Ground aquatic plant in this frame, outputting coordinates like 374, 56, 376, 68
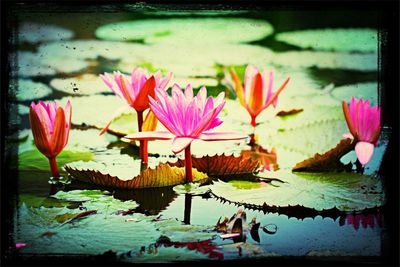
342, 97, 381, 165
100, 68, 173, 164
125, 84, 247, 182
29, 100, 71, 177
230, 65, 290, 127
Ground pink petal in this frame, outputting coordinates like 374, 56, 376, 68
199, 132, 248, 141
63, 100, 72, 146
355, 141, 374, 165
159, 71, 173, 90
16, 243, 26, 248
124, 131, 174, 140
172, 137, 195, 154
220, 233, 241, 239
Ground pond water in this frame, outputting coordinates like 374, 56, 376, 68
6, 4, 390, 264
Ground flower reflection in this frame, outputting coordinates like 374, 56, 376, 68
339, 212, 383, 231
241, 134, 278, 172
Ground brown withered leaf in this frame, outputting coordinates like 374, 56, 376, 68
168, 154, 260, 177
65, 163, 208, 189
276, 108, 304, 117
292, 138, 355, 172
55, 210, 97, 224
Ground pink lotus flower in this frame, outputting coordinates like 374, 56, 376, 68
100, 68, 173, 164
230, 65, 290, 127
100, 68, 172, 112
342, 97, 381, 165
29, 100, 71, 177
125, 84, 247, 182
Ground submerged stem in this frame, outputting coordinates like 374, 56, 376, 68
48, 157, 60, 178
184, 144, 193, 183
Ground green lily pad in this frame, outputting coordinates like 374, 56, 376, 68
12, 52, 56, 77
38, 40, 150, 61
14, 203, 160, 255
18, 104, 30, 115
265, 119, 348, 158
12, 51, 89, 77
331, 82, 378, 105
57, 95, 128, 128
107, 111, 138, 136
228, 180, 265, 189
66, 129, 117, 151
18, 22, 73, 44
19, 194, 77, 208
95, 18, 274, 44
123, 245, 211, 263
173, 77, 218, 88
53, 189, 139, 212
50, 74, 110, 95
17, 149, 93, 172
273, 51, 377, 71
209, 170, 384, 211
10, 79, 53, 101
154, 219, 215, 241
275, 28, 377, 53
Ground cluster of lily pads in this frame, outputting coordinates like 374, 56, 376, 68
29, 62, 381, 185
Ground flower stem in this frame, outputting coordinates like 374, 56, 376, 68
184, 144, 193, 183
48, 157, 60, 178
136, 111, 148, 165
250, 116, 257, 128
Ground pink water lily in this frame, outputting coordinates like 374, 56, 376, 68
29, 100, 71, 177
125, 84, 247, 182
342, 97, 381, 165
230, 65, 290, 127
100, 68, 173, 164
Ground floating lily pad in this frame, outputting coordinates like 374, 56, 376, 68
12, 52, 56, 77
65, 161, 208, 189
38, 40, 151, 61
53, 189, 139, 212
173, 77, 218, 88
107, 111, 139, 136
275, 28, 377, 53
66, 129, 116, 151
292, 139, 355, 172
17, 149, 93, 172
10, 79, 52, 101
173, 183, 210, 195
228, 180, 266, 190
57, 95, 127, 128
209, 170, 384, 211
12, 51, 89, 77
17, 104, 30, 115
331, 82, 378, 105
18, 22, 74, 44
273, 51, 378, 71
50, 74, 110, 95
95, 18, 274, 44
266, 119, 348, 158
19, 194, 76, 208
14, 203, 161, 255
169, 154, 260, 177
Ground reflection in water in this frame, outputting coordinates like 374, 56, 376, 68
241, 133, 278, 172
339, 212, 383, 230
183, 193, 192, 225
113, 187, 178, 215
